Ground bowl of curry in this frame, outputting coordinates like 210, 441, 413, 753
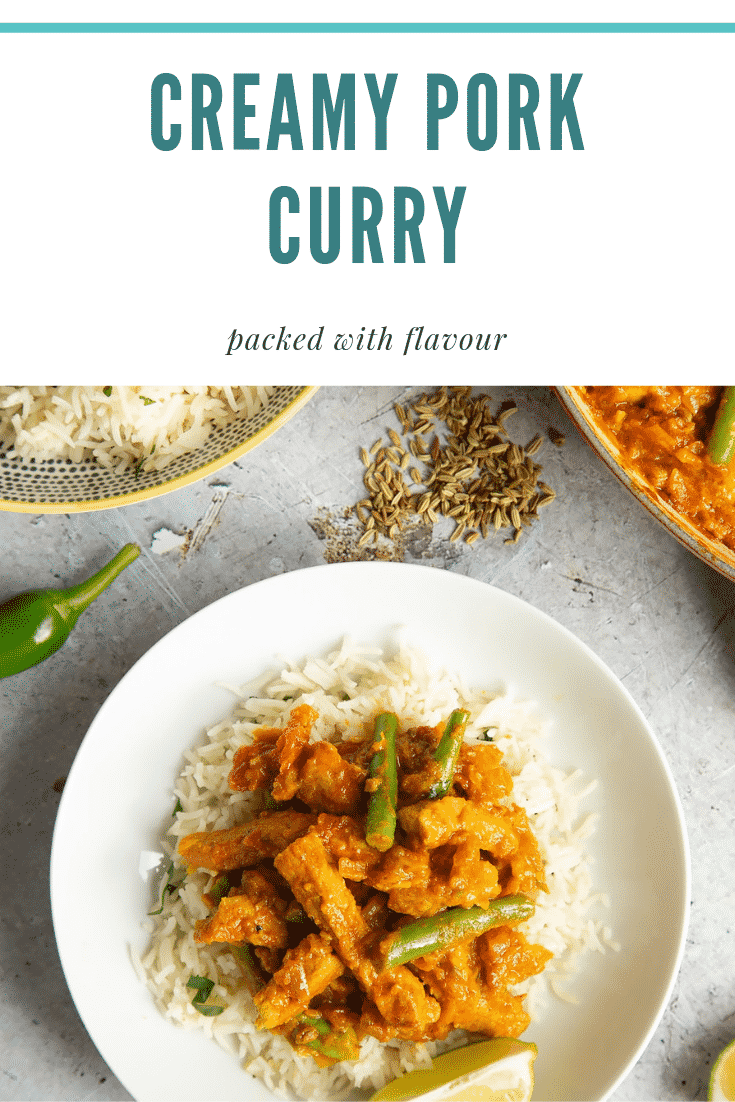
556, 386, 735, 582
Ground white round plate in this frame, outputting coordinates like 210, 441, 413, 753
50, 562, 690, 1102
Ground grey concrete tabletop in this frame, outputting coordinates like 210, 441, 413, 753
1, 386, 733, 1102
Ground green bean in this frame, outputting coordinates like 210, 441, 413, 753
427, 709, 470, 799
209, 875, 231, 906
707, 386, 735, 467
231, 944, 267, 996
365, 712, 399, 852
378, 895, 535, 970
289, 1012, 361, 1063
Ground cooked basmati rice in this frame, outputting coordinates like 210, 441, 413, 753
135, 639, 618, 1100
0, 386, 275, 473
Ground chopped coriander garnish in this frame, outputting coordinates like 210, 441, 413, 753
140, 395, 155, 405
192, 1003, 225, 1016
187, 975, 215, 999
134, 444, 155, 479
148, 859, 186, 915
187, 975, 225, 1015
148, 800, 186, 914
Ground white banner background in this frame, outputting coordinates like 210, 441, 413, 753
0, 26, 731, 381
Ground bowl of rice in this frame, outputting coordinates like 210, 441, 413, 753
0, 385, 316, 513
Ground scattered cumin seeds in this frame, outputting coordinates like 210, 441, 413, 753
497, 403, 518, 427
352, 388, 556, 551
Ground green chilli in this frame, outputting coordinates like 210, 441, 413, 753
0, 543, 140, 679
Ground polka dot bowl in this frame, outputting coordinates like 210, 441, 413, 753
0, 386, 317, 514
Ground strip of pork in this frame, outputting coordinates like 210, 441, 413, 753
275, 832, 440, 1037
178, 811, 316, 873
254, 933, 345, 1030
195, 870, 290, 948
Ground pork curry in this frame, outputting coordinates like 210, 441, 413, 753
575, 386, 735, 551
178, 704, 551, 1066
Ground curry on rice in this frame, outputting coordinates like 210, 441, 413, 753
178, 703, 552, 1066
574, 386, 735, 552
138, 640, 613, 1099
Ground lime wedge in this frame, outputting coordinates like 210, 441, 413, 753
370, 1038, 537, 1102
710, 1040, 735, 1101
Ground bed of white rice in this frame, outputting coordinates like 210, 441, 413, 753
0, 385, 275, 473
133, 639, 619, 1101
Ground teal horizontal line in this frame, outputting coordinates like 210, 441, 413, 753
1, 22, 735, 32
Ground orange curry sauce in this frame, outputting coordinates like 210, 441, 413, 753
178, 704, 551, 1064
577, 386, 735, 551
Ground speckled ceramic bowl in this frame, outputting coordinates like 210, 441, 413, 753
556, 386, 735, 583
0, 386, 317, 514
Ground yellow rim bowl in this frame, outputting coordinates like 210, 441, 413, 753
0, 386, 317, 514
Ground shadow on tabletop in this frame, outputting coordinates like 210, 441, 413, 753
674, 1013, 735, 1102
685, 554, 735, 674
